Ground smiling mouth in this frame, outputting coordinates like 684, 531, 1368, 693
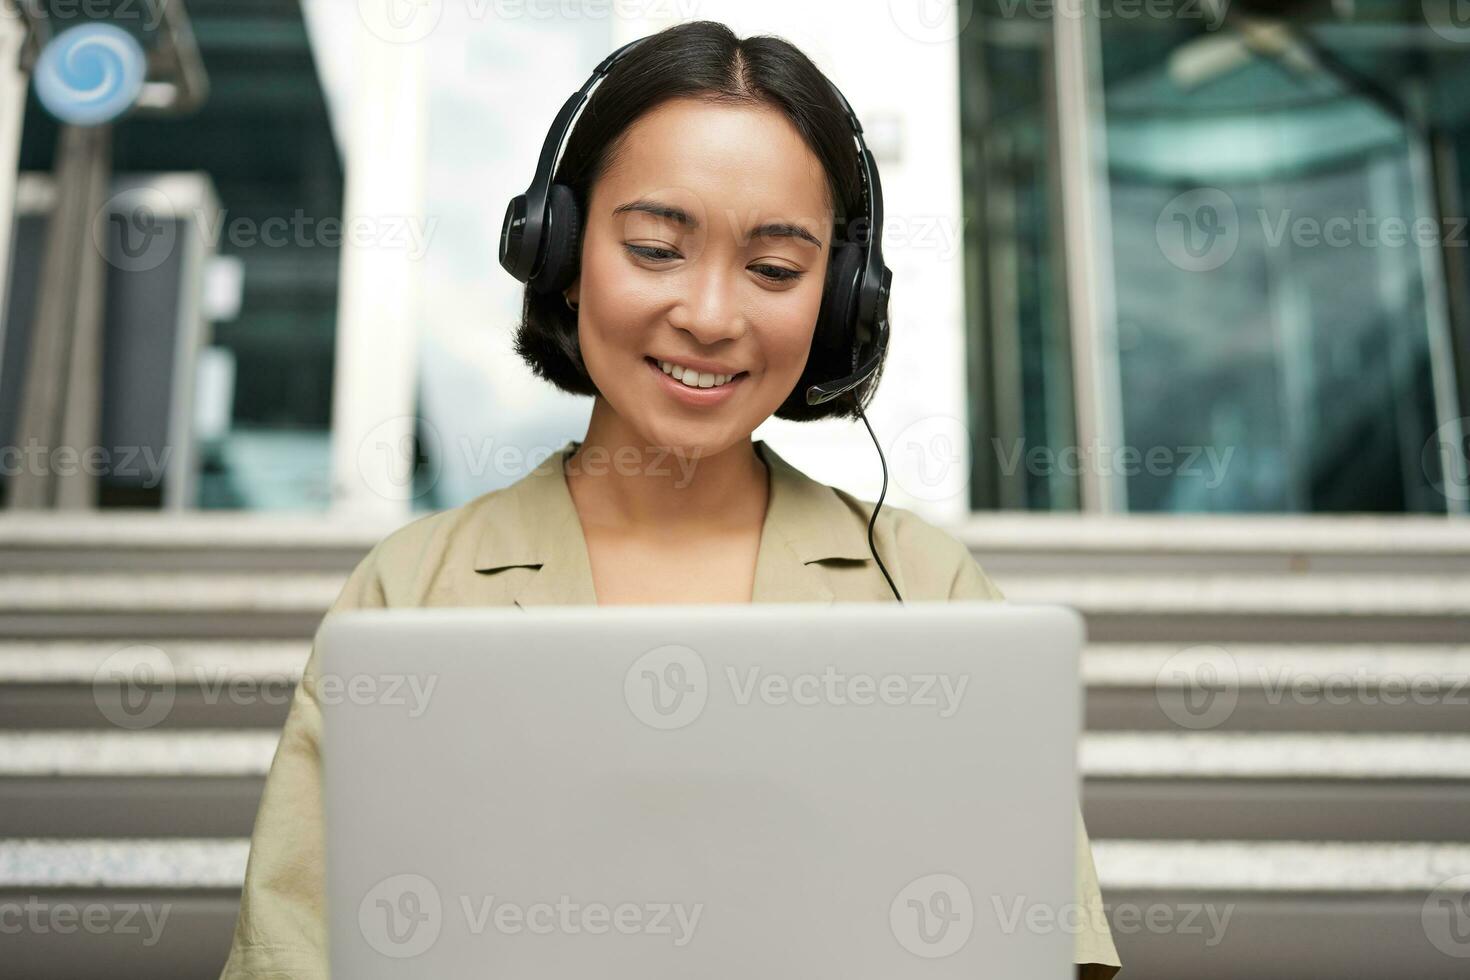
645, 356, 749, 390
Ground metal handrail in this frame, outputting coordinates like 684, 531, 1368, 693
133, 0, 208, 116
4, 0, 51, 69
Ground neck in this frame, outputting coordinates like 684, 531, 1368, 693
564, 401, 769, 534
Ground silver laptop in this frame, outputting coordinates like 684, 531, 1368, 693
318, 601, 1083, 979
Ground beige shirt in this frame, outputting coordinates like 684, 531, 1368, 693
220, 438, 1121, 978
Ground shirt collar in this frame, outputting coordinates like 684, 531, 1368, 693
471, 438, 872, 607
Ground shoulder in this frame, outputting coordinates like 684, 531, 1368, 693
337, 480, 524, 607
825, 485, 1007, 602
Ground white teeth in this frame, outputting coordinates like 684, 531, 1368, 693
657, 359, 736, 389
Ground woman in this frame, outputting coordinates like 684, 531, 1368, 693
220, 20, 1121, 979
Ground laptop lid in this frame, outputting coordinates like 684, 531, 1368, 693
319, 600, 1082, 979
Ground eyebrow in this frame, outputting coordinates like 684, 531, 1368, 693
611, 198, 824, 248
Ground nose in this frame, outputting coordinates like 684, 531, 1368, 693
667, 260, 747, 346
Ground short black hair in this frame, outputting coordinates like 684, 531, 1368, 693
511, 19, 888, 422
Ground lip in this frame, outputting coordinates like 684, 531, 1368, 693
645, 356, 747, 406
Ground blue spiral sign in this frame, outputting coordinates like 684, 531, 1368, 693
33, 24, 148, 126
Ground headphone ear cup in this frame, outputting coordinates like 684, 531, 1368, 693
529, 183, 582, 295
814, 244, 864, 364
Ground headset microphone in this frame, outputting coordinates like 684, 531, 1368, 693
500, 33, 902, 602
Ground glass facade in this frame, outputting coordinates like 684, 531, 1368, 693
5, 3, 1466, 514
962, 1, 1470, 513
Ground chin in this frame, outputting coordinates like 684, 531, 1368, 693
630, 425, 728, 460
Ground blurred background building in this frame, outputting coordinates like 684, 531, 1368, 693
0, 1, 1467, 978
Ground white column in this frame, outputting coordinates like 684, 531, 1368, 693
328, 21, 427, 518
1054, 7, 1127, 513
0, 16, 28, 330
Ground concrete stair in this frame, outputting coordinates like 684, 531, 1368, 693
2, 511, 1468, 979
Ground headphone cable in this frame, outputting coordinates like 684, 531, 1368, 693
854, 397, 903, 603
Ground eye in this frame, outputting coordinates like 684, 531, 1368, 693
752, 264, 804, 284
623, 243, 679, 263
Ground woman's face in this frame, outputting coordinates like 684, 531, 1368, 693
565, 96, 833, 457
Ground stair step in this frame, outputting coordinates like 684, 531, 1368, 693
0, 575, 346, 639
3, 640, 1464, 731
958, 512, 1470, 573
0, 640, 310, 681
0, 640, 309, 729
1080, 733, 1470, 843
3, 839, 1465, 980
1, 572, 1466, 642
3, 732, 1466, 841
1084, 644, 1470, 685
2, 572, 1463, 615
1091, 839, 1470, 891
9, 512, 1466, 572
1001, 574, 1470, 642
1000, 573, 1470, 616
0, 514, 394, 572
0, 731, 278, 776
1090, 841, 1470, 979
0, 838, 248, 888
8, 640, 1463, 683
1085, 644, 1470, 731
0, 575, 346, 612
1081, 732, 1470, 779
2, 835, 1462, 893
7, 730, 1466, 779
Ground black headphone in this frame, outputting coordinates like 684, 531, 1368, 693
499, 33, 902, 602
